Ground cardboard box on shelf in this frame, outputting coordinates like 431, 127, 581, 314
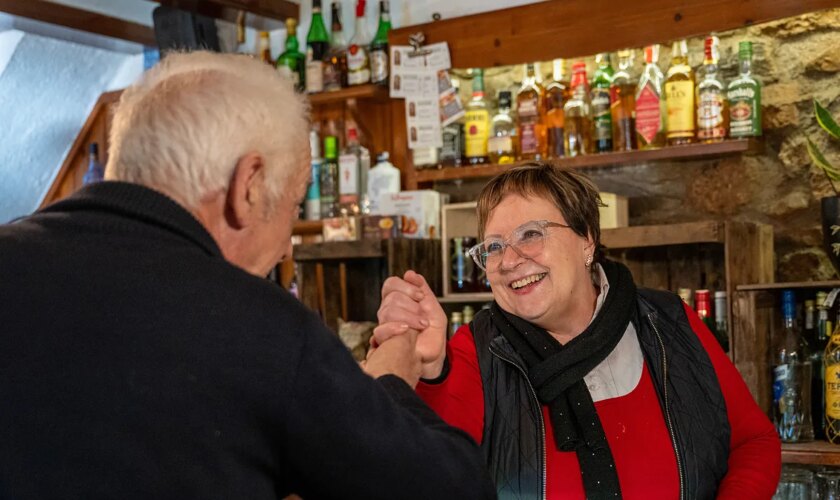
360, 215, 401, 240
599, 192, 629, 229
378, 190, 441, 239
322, 216, 360, 241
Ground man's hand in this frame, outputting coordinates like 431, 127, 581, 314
362, 327, 422, 388
374, 270, 448, 380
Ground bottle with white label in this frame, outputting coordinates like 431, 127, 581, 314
346, 0, 371, 86
367, 152, 400, 214
338, 126, 370, 215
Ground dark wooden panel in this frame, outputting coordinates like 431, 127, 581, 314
0, 0, 156, 45
602, 222, 725, 249
294, 240, 386, 261
390, 0, 840, 69
154, 0, 297, 27
782, 441, 840, 465
385, 239, 442, 296
738, 280, 840, 291
733, 290, 773, 413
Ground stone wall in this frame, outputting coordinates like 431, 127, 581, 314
438, 7, 840, 282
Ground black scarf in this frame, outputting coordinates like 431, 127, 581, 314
489, 259, 637, 499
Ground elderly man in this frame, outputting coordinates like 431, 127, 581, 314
0, 52, 493, 499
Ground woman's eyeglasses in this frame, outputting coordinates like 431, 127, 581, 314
467, 220, 570, 272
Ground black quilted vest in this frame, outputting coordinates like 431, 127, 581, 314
471, 288, 730, 499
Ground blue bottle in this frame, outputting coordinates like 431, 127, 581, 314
82, 143, 104, 185
772, 290, 814, 442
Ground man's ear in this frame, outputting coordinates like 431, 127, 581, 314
226, 152, 266, 230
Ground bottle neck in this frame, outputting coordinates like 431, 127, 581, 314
286, 32, 299, 51
375, 6, 391, 40
740, 57, 752, 76
784, 315, 796, 330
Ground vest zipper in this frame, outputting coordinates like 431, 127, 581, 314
489, 344, 547, 500
647, 313, 686, 500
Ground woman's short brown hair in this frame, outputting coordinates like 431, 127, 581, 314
476, 162, 605, 262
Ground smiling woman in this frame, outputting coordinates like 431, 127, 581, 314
376, 162, 782, 499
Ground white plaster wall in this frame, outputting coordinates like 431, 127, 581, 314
48, 0, 156, 26
0, 30, 24, 78
0, 33, 132, 222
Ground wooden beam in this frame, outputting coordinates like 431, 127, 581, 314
0, 0, 156, 46
390, 0, 840, 68
152, 0, 297, 23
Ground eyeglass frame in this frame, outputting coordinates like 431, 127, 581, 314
466, 219, 571, 272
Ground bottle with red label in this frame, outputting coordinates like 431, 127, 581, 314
696, 35, 728, 142
635, 45, 666, 149
563, 61, 592, 157
346, 0, 371, 86
517, 63, 547, 160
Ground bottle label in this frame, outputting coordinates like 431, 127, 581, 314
827, 364, 840, 419
440, 124, 464, 162
307, 160, 322, 201
338, 154, 359, 197
591, 88, 612, 142
665, 80, 695, 138
347, 44, 370, 85
306, 59, 324, 93
370, 49, 388, 83
465, 109, 490, 158
728, 85, 761, 137
488, 136, 514, 163
773, 364, 789, 409
635, 84, 662, 145
323, 58, 342, 90
697, 91, 727, 140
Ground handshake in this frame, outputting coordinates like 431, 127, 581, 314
361, 270, 450, 387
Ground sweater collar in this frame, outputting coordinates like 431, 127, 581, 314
40, 181, 222, 258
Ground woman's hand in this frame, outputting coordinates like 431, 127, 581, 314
374, 270, 448, 380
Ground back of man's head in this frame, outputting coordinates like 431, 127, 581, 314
105, 51, 309, 210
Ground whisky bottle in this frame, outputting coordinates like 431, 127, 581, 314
610, 49, 637, 151
727, 41, 762, 138
323, 2, 348, 91
465, 69, 491, 165
488, 91, 517, 164
517, 63, 546, 160
635, 45, 666, 149
696, 36, 728, 142
665, 40, 696, 145
305, 0, 330, 93
826, 305, 840, 443
563, 62, 592, 157
591, 54, 614, 153
545, 59, 569, 158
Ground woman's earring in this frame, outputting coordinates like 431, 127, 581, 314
585, 254, 593, 268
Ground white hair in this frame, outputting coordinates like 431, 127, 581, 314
105, 51, 310, 208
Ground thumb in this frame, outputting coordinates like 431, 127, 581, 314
404, 270, 434, 297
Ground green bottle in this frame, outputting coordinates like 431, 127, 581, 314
276, 18, 306, 92
305, 0, 330, 93
727, 41, 762, 138
591, 53, 615, 152
370, 1, 391, 85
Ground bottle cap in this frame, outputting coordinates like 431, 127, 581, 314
356, 0, 366, 17
714, 291, 727, 299
285, 18, 297, 32
324, 136, 338, 158
89, 143, 99, 155
377, 151, 390, 162
572, 61, 586, 73
498, 91, 512, 108
739, 41, 753, 58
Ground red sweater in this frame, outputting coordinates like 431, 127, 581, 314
417, 304, 781, 499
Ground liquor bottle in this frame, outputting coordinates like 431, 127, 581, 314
369, 1, 391, 85
635, 45, 666, 149
812, 294, 830, 440
439, 78, 465, 167
563, 62, 592, 157
305, 129, 322, 220
451, 237, 476, 293
276, 18, 306, 92
339, 125, 371, 215
773, 290, 814, 443
82, 143, 104, 185
324, 2, 348, 91
677, 287, 693, 307
367, 152, 400, 214
488, 91, 517, 164
665, 40, 696, 145
449, 311, 463, 338
545, 58, 569, 159
591, 53, 614, 153
346, 0, 371, 86
695, 290, 719, 344
464, 69, 491, 165
696, 36, 728, 142
714, 291, 730, 352
610, 49, 637, 152
306, 0, 330, 93
728, 41, 762, 138
320, 135, 339, 218
826, 310, 840, 443
258, 31, 272, 65
517, 63, 547, 160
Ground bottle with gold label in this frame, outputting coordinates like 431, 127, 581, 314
665, 39, 696, 146
465, 69, 491, 165
826, 308, 840, 443
696, 36, 728, 142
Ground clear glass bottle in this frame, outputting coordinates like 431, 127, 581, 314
714, 291, 729, 352
727, 41, 762, 138
367, 152, 400, 214
488, 91, 517, 164
773, 290, 814, 443
563, 61, 592, 157
320, 135, 339, 218
517, 63, 546, 160
323, 2, 348, 91
665, 39, 696, 145
464, 69, 491, 165
591, 53, 614, 153
696, 36, 728, 142
369, 1, 391, 85
610, 49, 637, 151
635, 44, 666, 149
82, 143, 104, 185
545, 58, 569, 159
346, 0, 371, 86
305, 0, 330, 94
276, 18, 306, 92
338, 125, 370, 215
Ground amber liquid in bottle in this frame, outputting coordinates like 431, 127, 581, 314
517, 63, 547, 160
665, 40, 696, 146
563, 61, 592, 157
545, 59, 569, 159
611, 50, 637, 151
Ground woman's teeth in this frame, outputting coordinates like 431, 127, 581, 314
511, 273, 547, 290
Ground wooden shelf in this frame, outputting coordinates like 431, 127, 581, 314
737, 281, 840, 291
308, 84, 389, 106
411, 140, 760, 185
782, 441, 840, 466
294, 239, 386, 261
601, 221, 726, 249
292, 220, 323, 236
438, 293, 493, 303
